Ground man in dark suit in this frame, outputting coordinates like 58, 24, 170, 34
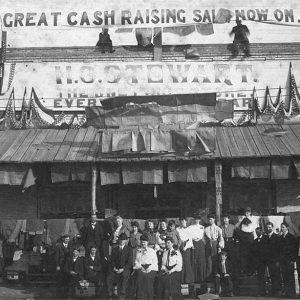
296, 226, 300, 298
252, 227, 267, 297
262, 222, 281, 297
81, 214, 104, 256
65, 247, 85, 298
55, 234, 71, 298
107, 233, 132, 300
96, 28, 114, 53
214, 251, 233, 297
279, 222, 297, 298
229, 19, 250, 57
85, 245, 104, 296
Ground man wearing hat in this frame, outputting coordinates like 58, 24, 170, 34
64, 247, 85, 297
160, 236, 183, 300
134, 234, 158, 300
80, 214, 104, 257
55, 234, 71, 298
85, 245, 104, 296
229, 19, 250, 57
107, 233, 132, 300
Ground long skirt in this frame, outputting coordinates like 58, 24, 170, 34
239, 231, 254, 273
181, 248, 194, 283
192, 240, 206, 283
205, 240, 218, 281
158, 271, 183, 300
136, 270, 157, 300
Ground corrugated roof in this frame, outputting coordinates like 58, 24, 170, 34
0, 124, 299, 163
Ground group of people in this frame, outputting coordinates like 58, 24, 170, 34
95, 19, 251, 57
54, 209, 300, 299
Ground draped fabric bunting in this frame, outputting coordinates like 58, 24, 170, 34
163, 24, 214, 36
112, 131, 132, 152
22, 168, 37, 191
250, 160, 271, 179
100, 163, 122, 185
231, 159, 271, 179
163, 25, 195, 36
51, 164, 91, 183
195, 23, 214, 35
231, 161, 250, 178
122, 162, 163, 185
86, 101, 217, 129
51, 164, 70, 183
142, 162, 163, 184
271, 159, 291, 179
168, 160, 207, 183
0, 164, 27, 185
99, 128, 215, 154
70, 164, 91, 182
150, 130, 172, 152
135, 28, 153, 47
215, 100, 234, 121
214, 8, 234, 23
294, 159, 300, 179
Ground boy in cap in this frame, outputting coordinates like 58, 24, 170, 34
107, 233, 132, 300
214, 251, 233, 297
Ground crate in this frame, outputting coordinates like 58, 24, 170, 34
5, 271, 26, 282
75, 284, 96, 298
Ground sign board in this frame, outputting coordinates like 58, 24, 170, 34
0, 60, 298, 113
1, 0, 300, 46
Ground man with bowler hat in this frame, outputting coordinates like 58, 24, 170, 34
107, 233, 132, 300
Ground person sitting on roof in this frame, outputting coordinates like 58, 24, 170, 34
229, 19, 250, 58
96, 28, 115, 53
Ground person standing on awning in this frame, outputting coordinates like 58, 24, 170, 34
229, 19, 250, 57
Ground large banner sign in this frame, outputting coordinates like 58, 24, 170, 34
1, 0, 300, 46
0, 60, 299, 112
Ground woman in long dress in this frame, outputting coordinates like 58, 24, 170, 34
189, 214, 207, 284
176, 217, 194, 284
235, 207, 255, 274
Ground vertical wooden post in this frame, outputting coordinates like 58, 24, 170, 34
215, 160, 222, 225
153, 28, 162, 61
91, 164, 98, 214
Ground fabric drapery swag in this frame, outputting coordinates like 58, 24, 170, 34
99, 128, 216, 154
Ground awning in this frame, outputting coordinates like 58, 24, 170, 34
0, 124, 299, 163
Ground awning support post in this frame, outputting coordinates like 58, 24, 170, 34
91, 164, 98, 215
215, 160, 222, 225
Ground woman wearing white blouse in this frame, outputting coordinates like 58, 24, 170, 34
204, 214, 224, 281
176, 217, 194, 284
134, 234, 158, 300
